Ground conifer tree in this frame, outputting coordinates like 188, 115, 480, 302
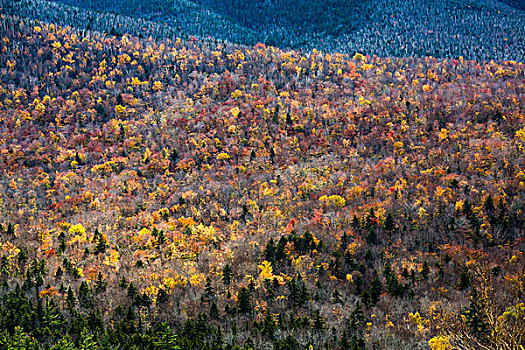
157, 288, 169, 305
201, 278, 215, 304
264, 238, 276, 263
463, 287, 490, 341
222, 264, 232, 286
95, 272, 107, 293
95, 234, 107, 254
237, 287, 251, 314
209, 301, 219, 320
153, 323, 180, 350
6, 223, 15, 236
127, 282, 137, 302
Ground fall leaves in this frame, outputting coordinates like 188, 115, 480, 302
1, 16, 525, 350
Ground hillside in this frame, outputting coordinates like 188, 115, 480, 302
0, 10, 525, 350
29, 0, 525, 62
498, 0, 525, 11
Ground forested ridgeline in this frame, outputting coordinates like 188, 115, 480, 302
0, 10, 524, 350
0, 0, 245, 43
7, 0, 525, 61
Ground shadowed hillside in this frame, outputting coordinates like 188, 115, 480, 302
35, 0, 525, 61
498, 0, 525, 11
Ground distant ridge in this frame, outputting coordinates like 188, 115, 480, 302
2, 0, 525, 61
498, 0, 525, 11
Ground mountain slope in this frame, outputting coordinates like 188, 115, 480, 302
39, 0, 525, 61
0, 10, 525, 349
498, 0, 525, 11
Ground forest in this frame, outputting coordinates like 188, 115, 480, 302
0, 0, 525, 349
5, 0, 525, 61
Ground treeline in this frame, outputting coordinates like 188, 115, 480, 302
498, 0, 525, 11
5, 0, 525, 61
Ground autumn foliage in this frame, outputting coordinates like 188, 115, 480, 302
0, 12, 524, 350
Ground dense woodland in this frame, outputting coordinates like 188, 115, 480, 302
3, 0, 525, 62
0, 1, 525, 350
499, 0, 525, 11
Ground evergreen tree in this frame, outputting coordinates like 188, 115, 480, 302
41, 299, 65, 332
95, 272, 107, 293
298, 276, 309, 305
119, 123, 125, 142
119, 276, 128, 289
421, 261, 430, 279
288, 277, 299, 306
209, 301, 219, 320
0, 255, 5, 276
6, 223, 15, 236
138, 292, 152, 308
169, 148, 179, 171
275, 236, 288, 262
313, 310, 325, 331
384, 212, 395, 232
51, 335, 75, 350
351, 215, 360, 230
237, 287, 251, 314
484, 195, 495, 215
366, 227, 377, 245
157, 230, 166, 246
366, 276, 382, 305
351, 335, 366, 350
264, 238, 276, 263
67, 286, 76, 307
342, 231, 349, 248
17, 247, 28, 266
248, 278, 256, 291
78, 281, 93, 308
286, 112, 293, 125
462, 287, 490, 341
350, 301, 365, 330
458, 267, 470, 290
157, 288, 169, 305
339, 331, 351, 350
386, 274, 404, 297
463, 200, 481, 240
75, 151, 82, 165
77, 327, 98, 350
94, 234, 107, 254
153, 322, 180, 350
201, 278, 215, 304
261, 310, 276, 338
273, 334, 301, 350
222, 264, 232, 286
0, 327, 40, 350
127, 282, 137, 302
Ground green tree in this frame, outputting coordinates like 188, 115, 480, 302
78, 327, 98, 350
95, 234, 107, 254
95, 272, 107, 293
0, 327, 40, 350
462, 287, 490, 341
222, 264, 233, 286
201, 277, 215, 304
237, 287, 251, 314
264, 238, 276, 263
153, 323, 180, 350
51, 336, 76, 350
